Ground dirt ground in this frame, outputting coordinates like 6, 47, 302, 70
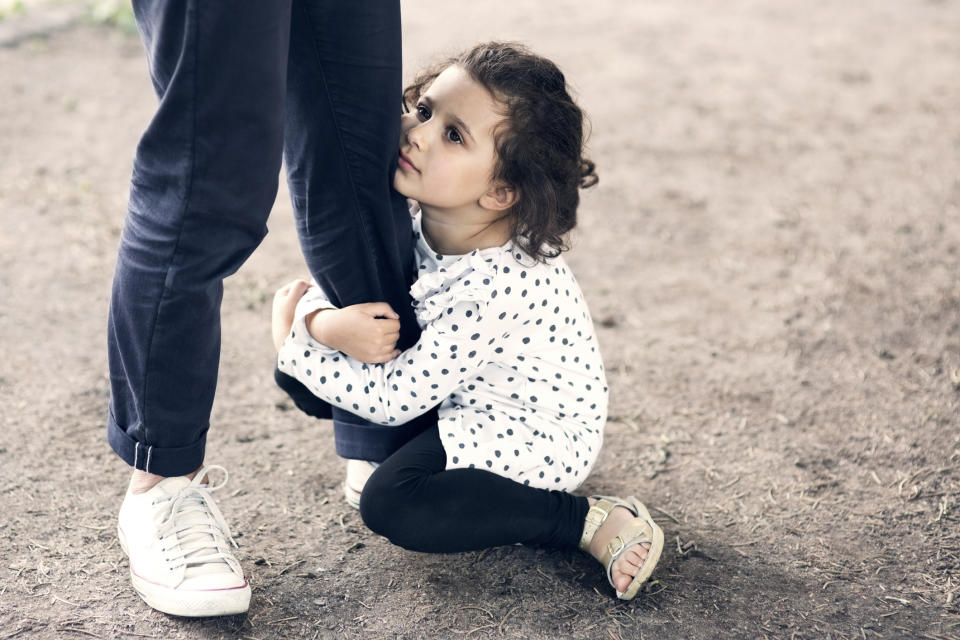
1, 1, 959, 638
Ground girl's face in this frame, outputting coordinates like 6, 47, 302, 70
394, 66, 509, 218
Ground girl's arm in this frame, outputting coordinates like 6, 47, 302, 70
272, 279, 400, 363
277, 293, 502, 426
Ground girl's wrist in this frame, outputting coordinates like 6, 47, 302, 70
305, 308, 332, 345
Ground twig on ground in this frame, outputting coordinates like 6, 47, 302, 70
278, 559, 305, 575
52, 594, 83, 607
59, 628, 101, 639
452, 623, 496, 635
497, 605, 519, 636
716, 476, 741, 491
647, 505, 680, 523
27, 539, 50, 551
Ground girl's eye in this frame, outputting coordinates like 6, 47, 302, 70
416, 104, 431, 120
446, 128, 463, 144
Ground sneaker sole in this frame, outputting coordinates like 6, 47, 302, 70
118, 526, 251, 617
343, 481, 362, 510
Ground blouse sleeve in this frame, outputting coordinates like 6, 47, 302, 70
302, 283, 338, 312
277, 291, 502, 426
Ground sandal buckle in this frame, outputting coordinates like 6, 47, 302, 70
607, 535, 626, 557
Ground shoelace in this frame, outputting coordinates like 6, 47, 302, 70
152, 465, 241, 575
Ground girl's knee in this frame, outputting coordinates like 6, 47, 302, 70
358, 468, 404, 539
358, 467, 425, 549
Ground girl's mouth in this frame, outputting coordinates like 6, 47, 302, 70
398, 151, 419, 173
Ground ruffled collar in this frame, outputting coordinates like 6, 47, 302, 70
409, 211, 509, 323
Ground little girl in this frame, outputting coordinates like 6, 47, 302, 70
272, 42, 663, 600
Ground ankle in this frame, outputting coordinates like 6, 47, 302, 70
129, 466, 202, 495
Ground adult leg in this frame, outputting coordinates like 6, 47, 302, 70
106, 0, 292, 616
279, 0, 432, 463
108, 0, 292, 475
359, 426, 590, 552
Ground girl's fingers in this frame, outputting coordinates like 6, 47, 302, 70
378, 332, 400, 347
278, 278, 311, 297
358, 302, 400, 319
375, 319, 402, 335
369, 348, 401, 363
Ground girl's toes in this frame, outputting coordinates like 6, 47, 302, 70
630, 545, 650, 569
620, 546, 647, 576
612, 544, 652, 589
633, 543, 650, 564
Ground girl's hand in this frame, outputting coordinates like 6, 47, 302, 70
307, 303, 402, 364
272, 279, 312, 351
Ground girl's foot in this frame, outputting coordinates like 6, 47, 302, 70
579, 496, 664, 599
585, 497, 650, 592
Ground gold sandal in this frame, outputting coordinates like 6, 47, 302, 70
579, 495, 664, 600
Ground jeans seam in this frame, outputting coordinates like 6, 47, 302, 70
300, 2, 385, 302
137, 0, 201, 449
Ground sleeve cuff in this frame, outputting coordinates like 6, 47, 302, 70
295, 286, 337, 321
282, 287, 338, 352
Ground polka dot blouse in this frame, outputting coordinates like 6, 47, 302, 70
278, 212, 608, 492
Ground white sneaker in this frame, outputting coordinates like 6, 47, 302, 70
117, 465, 251, 617
344, 459, 378, 509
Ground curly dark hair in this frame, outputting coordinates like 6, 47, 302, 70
403, 42, 598, 262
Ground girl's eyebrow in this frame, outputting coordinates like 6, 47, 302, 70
422, 96, 475, 144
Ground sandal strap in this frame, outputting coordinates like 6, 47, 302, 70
601, 518, 655, 589
599, 498, 664, 598
578, 495, 637, 553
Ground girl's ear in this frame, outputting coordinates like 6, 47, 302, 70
479, 183, 518, 212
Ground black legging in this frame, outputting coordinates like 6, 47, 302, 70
359, 425, 590, 553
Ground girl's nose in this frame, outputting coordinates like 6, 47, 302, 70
405, 120, 427, 150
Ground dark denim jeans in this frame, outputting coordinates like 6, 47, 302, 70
107, 0, 430, 477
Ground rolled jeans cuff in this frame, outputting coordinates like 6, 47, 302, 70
107, 412, 206, 477
331, 409, 434, 462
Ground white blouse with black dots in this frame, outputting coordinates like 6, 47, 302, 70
278, 212, 608, 492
